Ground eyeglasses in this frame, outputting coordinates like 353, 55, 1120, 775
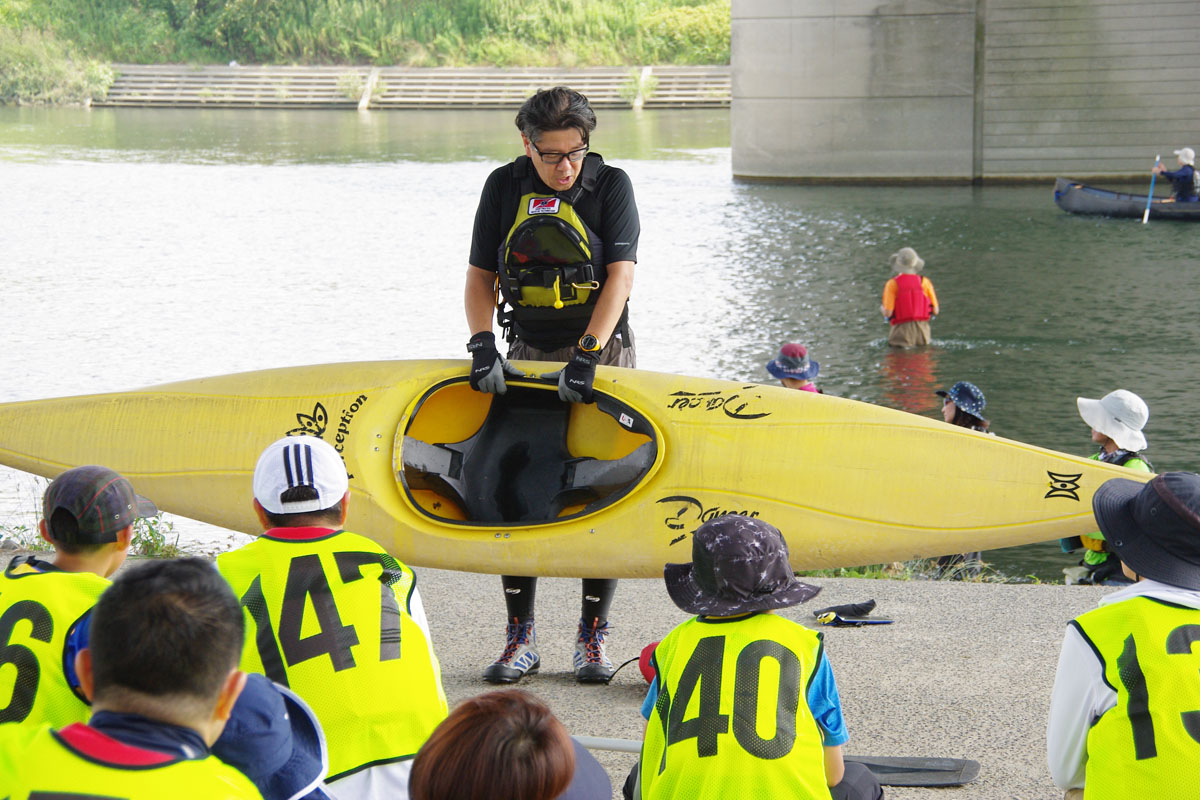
530, 143, 589, 165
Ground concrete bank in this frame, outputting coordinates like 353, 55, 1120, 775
420, 569, 1108, 799
95, 65, 729, 110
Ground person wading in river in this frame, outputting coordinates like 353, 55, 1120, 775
880, 247, 939, 347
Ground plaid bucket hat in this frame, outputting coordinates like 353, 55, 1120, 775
664, 515, 821, 616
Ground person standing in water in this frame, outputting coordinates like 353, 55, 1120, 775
880, 247, 939, 347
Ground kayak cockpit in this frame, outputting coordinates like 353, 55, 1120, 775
397, 380, 658, 525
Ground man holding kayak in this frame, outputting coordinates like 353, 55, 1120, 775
463, 86, 641, 684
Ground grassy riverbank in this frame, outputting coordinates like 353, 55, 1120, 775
3, 0, 729, 69
0, 27, 113, 104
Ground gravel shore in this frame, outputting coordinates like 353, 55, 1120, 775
2, 549, 1103, 798
419, 568, 1109, 800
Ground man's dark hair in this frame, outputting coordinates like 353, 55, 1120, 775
89, 558, 244, 704
261, 485, 343, 529
514, 86, 596, 146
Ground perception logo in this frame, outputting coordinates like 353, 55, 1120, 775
287, 402, 328, 437
1045, 472, 1082, 501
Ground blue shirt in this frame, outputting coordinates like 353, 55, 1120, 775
640, 647, 849, 747
1159, 164, 1198, 201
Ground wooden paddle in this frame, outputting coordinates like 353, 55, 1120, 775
1144, 154, 1160, 224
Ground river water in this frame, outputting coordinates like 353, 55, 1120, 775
2, 107, 1196, 580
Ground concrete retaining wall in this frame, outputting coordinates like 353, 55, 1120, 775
96, 65, 729, 110
733, 0, 1200, 182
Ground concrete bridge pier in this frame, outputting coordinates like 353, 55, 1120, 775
732, 0, 1200, 183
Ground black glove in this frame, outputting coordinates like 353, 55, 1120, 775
467, 332, 522, 394
540, 347, 599, 403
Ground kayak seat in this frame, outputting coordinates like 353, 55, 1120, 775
402, 386, 650, 524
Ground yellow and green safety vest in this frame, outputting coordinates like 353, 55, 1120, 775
0, 560, 108, 729
1073, 596, 1200, 799
640, 614, 830, 799
0, 722, 262, 799
216, 529, 448, 781
1080, 453, 1152, 562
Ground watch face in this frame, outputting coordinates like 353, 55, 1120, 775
579, 334, 600, 352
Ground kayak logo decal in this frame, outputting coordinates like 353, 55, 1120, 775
287, 403, 328, 437
666, 387, 770, 420
1045, 472, 1082, 501
283, 394, 369, 478
658, 496, 762, 545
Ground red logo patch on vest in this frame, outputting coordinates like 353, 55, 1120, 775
528, 197, 560, 215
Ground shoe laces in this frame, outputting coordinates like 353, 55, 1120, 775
499, 619, 533, 663
578, 617, 611, 664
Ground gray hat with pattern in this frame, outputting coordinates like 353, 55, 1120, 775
664, 516, 821, 616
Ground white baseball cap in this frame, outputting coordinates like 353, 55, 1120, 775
253, 435, 349, 514
1175, 147, 1195, 166
1077, 390, 1149, 452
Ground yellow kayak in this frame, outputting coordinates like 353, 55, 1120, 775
0, 360, 1148, 577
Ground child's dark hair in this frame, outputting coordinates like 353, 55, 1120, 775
89, 558, 244, 704
952, 407, 989, 431
261, 485, 343, 528
514, 86, 596, 146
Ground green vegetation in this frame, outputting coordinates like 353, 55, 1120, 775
130, 514, 183, 558
0, 0, 730, 67
799, 557, 1029, 584
1, 512, 181, 557
0, 27, 114, 104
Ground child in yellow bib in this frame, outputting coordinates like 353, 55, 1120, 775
636, 515, 881, 800
1048, 472, 1200, 799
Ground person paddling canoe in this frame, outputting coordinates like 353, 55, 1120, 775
1152, 147, 1199, 202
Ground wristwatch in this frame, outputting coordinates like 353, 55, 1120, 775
578, 334, 602, 353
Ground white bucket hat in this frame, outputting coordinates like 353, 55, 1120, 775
1175, 147, 1195, 166
1077, 389, 1149, 452
889, 247, 924, 274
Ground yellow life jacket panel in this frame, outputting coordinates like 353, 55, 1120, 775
216, 528, 448, 781
640, 614, 830, 799
0, 558, 107, 728
1073, 596, 1200, 799
1, 722, 262, 799
496, 155, 607, 331
1080, 453, 1153, 552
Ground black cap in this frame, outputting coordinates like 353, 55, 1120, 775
42, 466, 158, 544
664, 515, 821, 616
1093, 472, 1200, 590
